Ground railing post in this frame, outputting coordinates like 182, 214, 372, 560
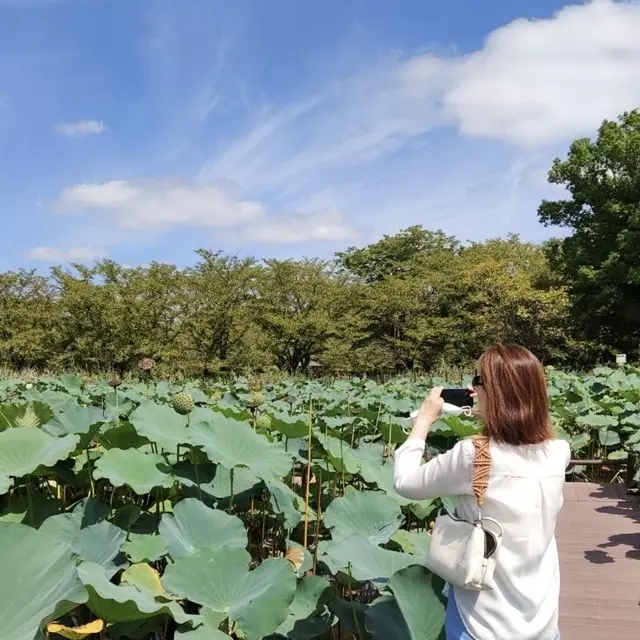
626, 451, 638, 490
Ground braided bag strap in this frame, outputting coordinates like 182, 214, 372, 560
472, 435, 491, 509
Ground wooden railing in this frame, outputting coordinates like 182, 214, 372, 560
567, 452, 638, 490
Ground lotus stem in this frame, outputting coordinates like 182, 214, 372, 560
323, 421, 332, 498
114, 388, 119, 426
26, 478, 34, 527
340, 435, 345, 495
229, 468, 235, 512
260, 495, 267, 559
313, 468, 322, 574
347, 562, 363, 638
86, 447, 96, 497
193, 456, 202, 501
303, 398, 313, 548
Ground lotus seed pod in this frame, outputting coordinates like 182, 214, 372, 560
284, 394, 297, 405
246, 391, 265, 409
138, 358, 156, 372
172, 391, 195, 415
255, 414, 272, 430
108, 376, 122, 388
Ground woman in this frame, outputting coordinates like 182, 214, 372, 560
393, 345, 569, 640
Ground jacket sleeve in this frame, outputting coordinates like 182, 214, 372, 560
393, 437, 474, 501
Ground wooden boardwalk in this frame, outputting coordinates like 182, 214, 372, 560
558, 483, 640, 639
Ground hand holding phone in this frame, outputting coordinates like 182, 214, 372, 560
440, 388, 473, 408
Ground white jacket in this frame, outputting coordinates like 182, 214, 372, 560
394, 435, 570, 640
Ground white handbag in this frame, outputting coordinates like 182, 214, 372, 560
425, 436, 504, 591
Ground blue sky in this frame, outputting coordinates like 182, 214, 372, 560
1, 0, 640, 269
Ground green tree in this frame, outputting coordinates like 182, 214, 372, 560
538, 110, 640, 356
179, 250, 261, 376
254, 259, 355, 373
51, 261, 182, 372
0, 270, 58, 369
336, 226, 459, 282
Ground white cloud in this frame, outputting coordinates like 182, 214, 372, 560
234, 209, 359, 244
54, 120, 107, 137
54, 179, 359, 243
433, 0, 640, 147
56, 179, 266, 231
200, 0, 640, 193
27, 246, 109, 262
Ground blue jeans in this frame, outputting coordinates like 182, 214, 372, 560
445, 589, 561, 640
445, 589, 474, 639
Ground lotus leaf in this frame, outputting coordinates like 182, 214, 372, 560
209, 464, 260, 498
123, 534, 168, 563
274, 575, 334, 639
0, 428, 79, 477
163, 547, 296, 640
319, 536, 419, 587
41, 516, 126, 576
390, 530, 431, 560
175, 609, 230, 640
189, 415, 293, 480
77, 561, 193, 624
43, 405, 111, 450
377, 414, 410, 444
598, 428, 621, 446
46, 619, 104, 640
158, 498, 248, 557
0, 401, 53, 431
270, 412, 309, 438
365, 565, 445, 640
121, 563, 167, 596
96, 422, 151, 450
94, 449, 173, 494
129, 401, 189, 451
0, 522, 88, 640
315, 432, 361, 474
324, 490, 403, 544
576, 414, 619, 428
265, 478, 305, 530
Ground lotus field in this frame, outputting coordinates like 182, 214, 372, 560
1, 366, 639, 640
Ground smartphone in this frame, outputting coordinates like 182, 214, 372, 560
440, 388, 473, 407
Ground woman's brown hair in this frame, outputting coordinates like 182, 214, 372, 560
479, 344, 553, 446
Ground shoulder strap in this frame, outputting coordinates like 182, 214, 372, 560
472, 435, 491, 509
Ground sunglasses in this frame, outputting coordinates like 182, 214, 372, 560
472, 374, 483, 388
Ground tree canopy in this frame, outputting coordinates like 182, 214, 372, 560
539, 109, 640, 355
0, 232, 571, 377
2, 108, 639, 376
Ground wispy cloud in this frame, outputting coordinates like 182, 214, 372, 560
53, 178, 359, 244
10, 0, 640, 266
54, 120, 107, 137
27, 245, 109, 262
228, 208, 359, 245
199, 0, 640, 198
